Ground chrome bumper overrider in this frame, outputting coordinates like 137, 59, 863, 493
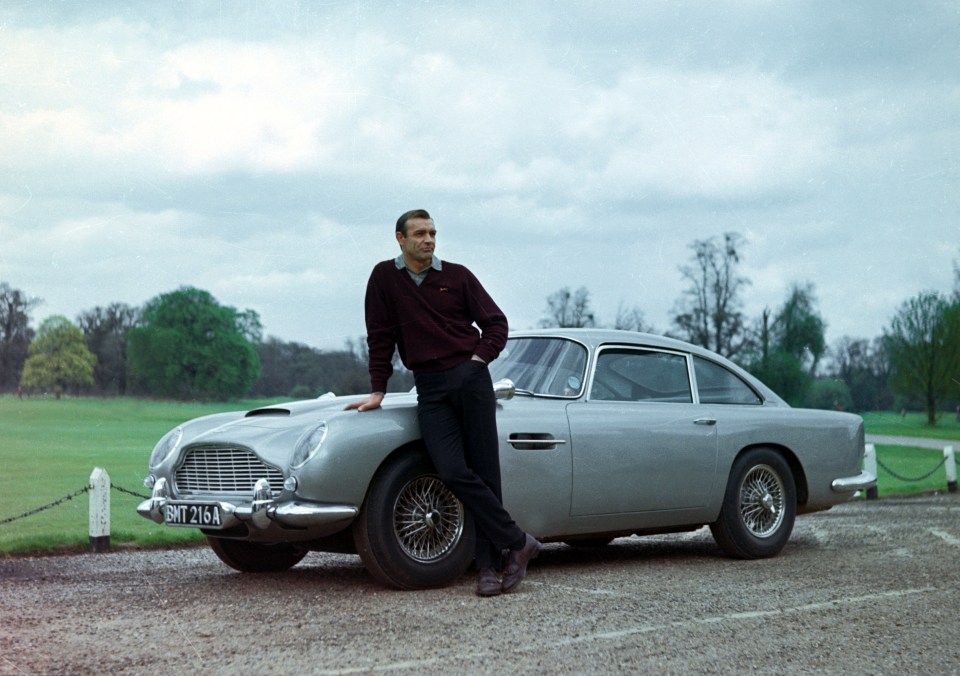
831, 470, 877, 492
136, 477, 358, 530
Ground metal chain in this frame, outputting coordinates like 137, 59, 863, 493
0, 486, 91, 525
110, 483, 150, 500
876, 456, 947, 483
0, 483, 149, 526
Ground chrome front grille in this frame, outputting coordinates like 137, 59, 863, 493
174, 445, 284, 496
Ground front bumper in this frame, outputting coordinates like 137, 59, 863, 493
831, 470, 877, 493
137, 477, 358, 532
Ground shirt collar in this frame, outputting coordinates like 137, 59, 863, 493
394, 254, 442, 272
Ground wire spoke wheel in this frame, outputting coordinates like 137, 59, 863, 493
393, 476, 464, 563
710, 448, 796, 559
738, 464, 786, 538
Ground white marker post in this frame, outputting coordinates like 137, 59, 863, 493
944, 446, 957, 493
89, 467, 111, 552
864, 444, 878, 500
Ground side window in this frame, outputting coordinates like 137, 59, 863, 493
693, 357, 762, 405
592, 349, 692, 403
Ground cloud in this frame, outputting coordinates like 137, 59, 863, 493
0, 1, 957, 355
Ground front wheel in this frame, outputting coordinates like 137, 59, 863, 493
353, 451, 474, 589
710, 448, 796, 559
207, 536, 308, 572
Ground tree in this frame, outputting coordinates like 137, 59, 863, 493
671, 232, 750, 358
127, 287, 261, 401
804, 378, 854, 412
20, 316, 96, 399
540, 287, 596, 328
613, 303, 652, 333
772, 283, 826, 376
0, 282, 39, 391
828, 336, 892, 412
883, 291, 960, 425
251, 337, 402, 398
77, 303, 140, 395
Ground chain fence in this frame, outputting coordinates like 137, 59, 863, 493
875, 455, 948, 483
0, 482, 149, 526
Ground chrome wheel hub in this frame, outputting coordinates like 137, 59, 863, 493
738, 464, 785, 538
393, 476, 465, 562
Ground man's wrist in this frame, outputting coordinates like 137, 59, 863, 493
372, 392, 385, 397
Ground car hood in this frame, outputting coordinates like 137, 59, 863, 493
174, 392, 420, 467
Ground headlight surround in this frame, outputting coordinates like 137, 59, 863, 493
292, 422, 327, 469
149, 426, 183, 469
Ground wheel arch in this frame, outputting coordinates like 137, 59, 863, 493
733, 443, 808, 509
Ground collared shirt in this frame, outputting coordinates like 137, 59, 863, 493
395, 254, 442, 286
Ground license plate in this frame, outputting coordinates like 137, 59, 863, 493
165, 502, 223, 529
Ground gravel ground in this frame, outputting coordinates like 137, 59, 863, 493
2, 494, 959, 675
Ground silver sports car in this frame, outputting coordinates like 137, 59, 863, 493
138, 329, 875, 589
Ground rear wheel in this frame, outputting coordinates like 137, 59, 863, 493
207, 536, 307, 572
710, 448, 796, 559
353, 451, 474, 589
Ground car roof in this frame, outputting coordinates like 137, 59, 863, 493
507, 328, 785, 405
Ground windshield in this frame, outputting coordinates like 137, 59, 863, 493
488, 337, 588, 397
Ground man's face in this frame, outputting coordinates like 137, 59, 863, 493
396, 217, 436, 268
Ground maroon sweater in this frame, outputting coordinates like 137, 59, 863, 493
364, 259, 509, 393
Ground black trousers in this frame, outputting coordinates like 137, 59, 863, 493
415, 359, 525, 570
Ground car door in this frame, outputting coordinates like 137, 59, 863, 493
566, 346, 719, 516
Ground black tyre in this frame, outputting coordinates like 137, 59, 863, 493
710, 447, 796, 559
207, 536, 307, 572
353, 451, 474, 589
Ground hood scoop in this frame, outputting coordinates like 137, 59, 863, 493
245, 407, 291, 418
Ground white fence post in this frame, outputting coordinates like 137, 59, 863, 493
945, 446, 957, 494
89, 467, 110, 552
864, 444, 878, 500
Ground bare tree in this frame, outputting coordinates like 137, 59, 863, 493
671, 233, 750, 358
613, 303, 651, 333
540, 287, 596, 328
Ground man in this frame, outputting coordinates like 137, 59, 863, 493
345, 209, 541, 596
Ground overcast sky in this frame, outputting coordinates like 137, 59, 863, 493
2, 1, 957, 354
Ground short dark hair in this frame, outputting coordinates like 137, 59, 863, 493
396, 209, 432, 235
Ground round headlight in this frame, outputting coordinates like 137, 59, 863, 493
149, 426, 183, 469
292, 422, 327, 469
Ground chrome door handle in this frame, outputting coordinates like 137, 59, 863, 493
694, 418, 717, 426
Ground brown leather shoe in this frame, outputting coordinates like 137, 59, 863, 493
501, 533, 542, 593
476, 567, 501, 597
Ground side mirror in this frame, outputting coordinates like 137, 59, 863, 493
493, 378, 516, 400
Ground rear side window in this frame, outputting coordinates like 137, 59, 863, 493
592, 349, 692, 403
693, 357, 762, 405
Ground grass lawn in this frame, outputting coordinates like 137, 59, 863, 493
0, 395, 284, 555
860, 410, 960, 441
1, 398, 957, 555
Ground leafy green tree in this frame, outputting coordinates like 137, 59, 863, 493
671, 232, 750, 358
883, 291, 960, 425
540, 287, 597, 328
127, 287, 260, 401
772, 283, 826, 376
20, 316, 96, 399
0, 282, 39, 391
743, 283, 827, 405
77, 303, 140, 395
